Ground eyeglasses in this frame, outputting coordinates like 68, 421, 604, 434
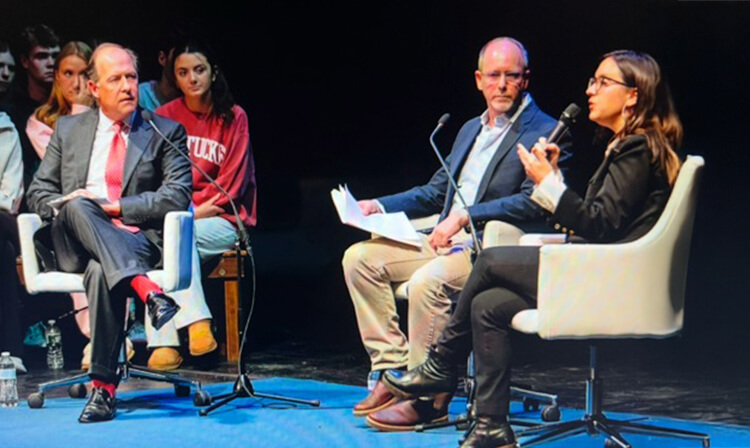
587, 76, 634, 93
482, 71, 525, 86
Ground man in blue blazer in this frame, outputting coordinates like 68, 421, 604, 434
342, 37, 572, 430
27, 44, 192, 423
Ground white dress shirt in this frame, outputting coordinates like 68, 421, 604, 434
85, 109, 133, 199
449, 93, 530, 214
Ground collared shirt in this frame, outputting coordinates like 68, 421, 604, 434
85, 109, 133, 199
449, 93, 530, 214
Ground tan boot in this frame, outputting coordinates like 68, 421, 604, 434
188, 319, 218, 356
148, 347, 183, 370
82, 338, 135, 370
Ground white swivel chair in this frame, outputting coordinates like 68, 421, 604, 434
510, 156, 709, 447
17, 210, 210, 408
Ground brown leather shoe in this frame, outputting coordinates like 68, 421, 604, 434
353, 380, 399, 416
365, 393, 452, 431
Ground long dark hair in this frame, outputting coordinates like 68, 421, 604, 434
604, 50, 682, 185
171, 40, 235, 127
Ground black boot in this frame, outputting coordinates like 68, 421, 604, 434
461, 416, 515, 448
381, 349, 458, 398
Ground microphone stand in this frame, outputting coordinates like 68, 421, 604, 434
429, 116, 482, 258
144, 113, 320, 415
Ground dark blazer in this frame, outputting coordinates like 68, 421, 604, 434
26, 108, 192, 249
377, 96, 572, 231
552, 134, 671, 243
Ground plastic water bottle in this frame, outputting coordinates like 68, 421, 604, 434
0, 352, 18, 407
46, 320, 64, 370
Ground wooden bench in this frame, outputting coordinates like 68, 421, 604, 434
16, 251, 246, 362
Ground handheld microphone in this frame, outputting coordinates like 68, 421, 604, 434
428, 113, 482, 255
547, 103, 581, 144
141, 110, 250, 249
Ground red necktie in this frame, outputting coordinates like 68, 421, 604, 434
105, 121, 138, 232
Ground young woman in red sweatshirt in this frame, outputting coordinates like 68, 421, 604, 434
148, 41, 256, 369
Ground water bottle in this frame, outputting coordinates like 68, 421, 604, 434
46, 320, 64, 370
0, 352, 18, 407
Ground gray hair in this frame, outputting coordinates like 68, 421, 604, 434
87, 43, 139, 83
477, 37, 529, 71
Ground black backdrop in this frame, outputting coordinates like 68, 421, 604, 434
3, 1, 750, 359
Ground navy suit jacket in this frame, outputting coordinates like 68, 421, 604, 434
378, 97, 572, 232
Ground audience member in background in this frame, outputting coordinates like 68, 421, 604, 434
0, 24, 60, 189
0, 40, 16, 102
149, 40, 256, 370
0, 110, 25, 372
138, 32, 182, 111
27, 41, 94, 158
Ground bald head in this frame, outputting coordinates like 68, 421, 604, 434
478, 37, 528, 72
87, 44, 139, 122
87, 43, 139, 83
474, 37, 530, 124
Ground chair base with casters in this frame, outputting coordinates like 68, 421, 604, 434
516, 345, 709, 448
27, 342, 211, 409
504, 156, 710, 447
17, 211, 211, 410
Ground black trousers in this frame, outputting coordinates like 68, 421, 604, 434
51, 198, 159, 383
0, 210, 24, 357
436, 246, 539, 417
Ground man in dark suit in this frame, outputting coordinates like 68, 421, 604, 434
342, 37, 572, 430
26, 43, 192, 423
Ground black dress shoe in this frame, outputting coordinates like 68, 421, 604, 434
461, 416, 516, 448
79, 388, 116, 423
146, 291, 180, 331
382, 350, 458, 398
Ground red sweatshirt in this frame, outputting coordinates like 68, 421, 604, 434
156, 98, 256, 227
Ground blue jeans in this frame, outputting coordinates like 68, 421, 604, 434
196, 217, 237, 262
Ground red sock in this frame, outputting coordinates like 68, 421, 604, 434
92, 380, 116, 398
130, 275, 162, 304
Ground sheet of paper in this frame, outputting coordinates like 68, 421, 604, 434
331, 185, 422, 248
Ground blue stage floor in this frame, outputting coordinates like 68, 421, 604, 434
2, 378, 749, 448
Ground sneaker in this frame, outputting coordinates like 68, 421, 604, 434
127, 321, 147, 343
23, 321, 47, 347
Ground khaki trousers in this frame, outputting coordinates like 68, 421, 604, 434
342, 234, 472, 371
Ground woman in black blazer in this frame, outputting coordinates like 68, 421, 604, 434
376, 50, 684, 448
